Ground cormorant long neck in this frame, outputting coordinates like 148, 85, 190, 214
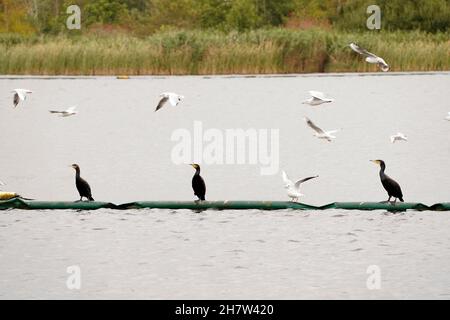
75, 168, 81, 178
379, 162, 386, 177
194, 167, 201, 175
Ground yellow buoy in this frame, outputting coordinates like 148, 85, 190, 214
0, 192, 19, 200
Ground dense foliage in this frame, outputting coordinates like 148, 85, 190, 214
1, 0, 448, 35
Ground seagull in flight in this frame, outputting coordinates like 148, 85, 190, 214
390, 132, 408, 143
0, 180, 5, 189
304, 117, 340, 142
281, 170, 318, 202
155, 92, 184, 112
12, 89, 33, 108
49, 106, 78, 117
302, 91, 334, 106
349, 43, 389, 72
445, 112, 450, 121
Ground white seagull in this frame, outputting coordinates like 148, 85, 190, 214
281, 170, 318, 202
349, 43, 389, 72
12, 89, 33, 108
0, 180, 5, 186
155, 92, 184, 112
302, 90, 334, 106
390, 132, 408, 143
304, 117, 339, 142
445, 112, 450, 121
49, 106, 78, 117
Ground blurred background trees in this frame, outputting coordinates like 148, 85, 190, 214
0, 0, 448, 35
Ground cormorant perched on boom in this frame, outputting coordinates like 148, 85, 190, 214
370, 160, 404, 203
71, 164, 94, 201
190, 164, 206, 201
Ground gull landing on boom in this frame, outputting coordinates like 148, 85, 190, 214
282, 170, 318, 202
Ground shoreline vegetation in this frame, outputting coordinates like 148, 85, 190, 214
0, 29, 449, 75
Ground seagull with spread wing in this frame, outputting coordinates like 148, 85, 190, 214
155, 92, 184, 112
445, 112, 450, 121
49, 106, 78, 117
281, 170, 318, 202
349, 43, 389, 72
12, 89, 33, 108
302, 90, 334, 106
390, 132, 408, 143
304, 117, 339, 142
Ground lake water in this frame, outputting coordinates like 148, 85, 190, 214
1, 72, 450, 299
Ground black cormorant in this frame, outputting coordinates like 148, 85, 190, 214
190, 164, 206, 201
71, 164, 94, 201
371, 160, 404, 203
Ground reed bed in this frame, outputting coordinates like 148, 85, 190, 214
0, 29, 448, 75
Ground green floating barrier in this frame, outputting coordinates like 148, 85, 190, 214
1, 198, 450, 211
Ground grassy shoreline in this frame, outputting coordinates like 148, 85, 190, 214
0, 29, 448, 75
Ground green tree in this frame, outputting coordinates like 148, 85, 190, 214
226, 0, 262, 31
198, 0, 232, 30
257, 0, 294, 26
84, 0, 128, 25
198, 0, 294, 30
148, 0, 199, 30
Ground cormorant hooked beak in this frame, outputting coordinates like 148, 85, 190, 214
370, 160, 381, 165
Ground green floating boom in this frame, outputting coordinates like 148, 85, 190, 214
1, 198, 450, 211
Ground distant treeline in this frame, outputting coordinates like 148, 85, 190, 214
0, 0, 449, 35
1, 29, 448, 75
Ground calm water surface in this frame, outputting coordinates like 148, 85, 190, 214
0, 73, 449, 299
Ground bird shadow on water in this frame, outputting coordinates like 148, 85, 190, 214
191, 209, 208, 214
331, 213, 348, 218
381, 210, 407, 216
